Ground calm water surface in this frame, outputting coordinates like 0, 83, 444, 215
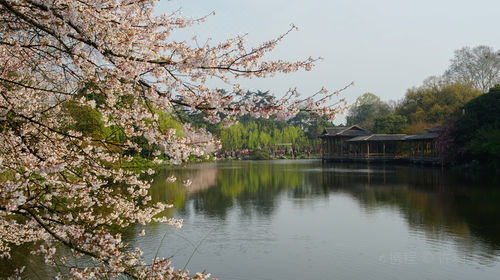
4, 160, 500, 279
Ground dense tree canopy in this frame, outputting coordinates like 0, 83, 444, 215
451, 85, 500, 163
288, 111, 334, 140
396, 82, 481, 132
345, 80, 482, 134
346, 93, 391, 130
373, 114, 408, 134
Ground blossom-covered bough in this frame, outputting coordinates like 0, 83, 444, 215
0, 0, 348, 278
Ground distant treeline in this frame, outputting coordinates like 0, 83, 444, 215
62, 45, 499, 164
346, 45, 500, 134
346, 82, 482, 134
345, 45, 500, 166
181, 104, 334, 157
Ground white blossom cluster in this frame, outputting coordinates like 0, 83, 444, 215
0, 0, 346, 278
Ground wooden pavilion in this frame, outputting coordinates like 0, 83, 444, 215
319, 125, 370, 160
346, 134, 409, 161
320, 125, 441, 164
406, 129, 440, 163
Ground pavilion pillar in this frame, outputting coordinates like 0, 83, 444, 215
340, 138, 343, 156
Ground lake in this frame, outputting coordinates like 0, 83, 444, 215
3, 160, 500, 279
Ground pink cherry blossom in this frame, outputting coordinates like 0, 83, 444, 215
0, 0, 347, 279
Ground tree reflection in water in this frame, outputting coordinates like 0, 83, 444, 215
150, 160, 500, 257
3, 160, 500, 278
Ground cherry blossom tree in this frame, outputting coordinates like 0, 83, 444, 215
0, 0, 347, 278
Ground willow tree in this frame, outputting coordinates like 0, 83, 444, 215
0, 0, 345, 279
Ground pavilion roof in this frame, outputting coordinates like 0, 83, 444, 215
347, 134, 409, 142
320, 125, 370, 138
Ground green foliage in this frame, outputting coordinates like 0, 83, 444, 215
63, 98, 188, 160
288, 112, 334, 140
103, 125, 127, 145
373, 114, 408, 134
76, 80, 107, 107
250, 149, 271, 160
396, 82, 481, 125
157, 110, 184, 137
452, 85, 500, 163
62, 100, 105, 138
176, 110, 219, 132
217, 115, 313, 153
346, 93, 391, 130
467, 127, 500, 159
117, 155, 168, 168
177, 92, 333, 155
219, 122, 245, 151
402, 121, 435, 134
346, 82, 481, 136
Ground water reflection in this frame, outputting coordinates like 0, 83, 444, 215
189, 163, 490, 239
319, 163, 500, 255
148, 160, 500, 266
3, 160, 500, 279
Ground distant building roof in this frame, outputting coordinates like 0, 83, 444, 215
320, 125, 440, 142
320, 125, 370, 138
322, 127, 345, 135
347, 134, 409, 142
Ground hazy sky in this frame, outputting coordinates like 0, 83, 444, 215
158, 0, 500, 123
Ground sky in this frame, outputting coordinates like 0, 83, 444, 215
158, 0, 500, 123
